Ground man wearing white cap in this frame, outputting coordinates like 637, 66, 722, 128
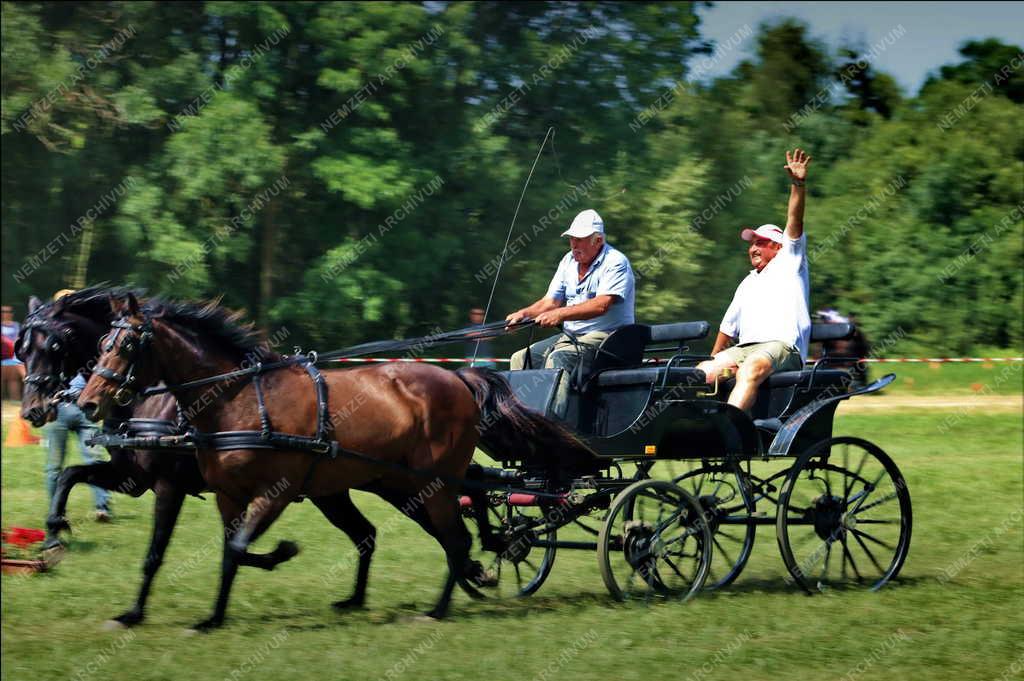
698, 148, 813, 412
506, 208, 635, 417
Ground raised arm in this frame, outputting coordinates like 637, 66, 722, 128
783, 148, 811, 239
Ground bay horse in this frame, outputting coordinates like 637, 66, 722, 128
17, 288, 383, 627
77, 293, 591, 630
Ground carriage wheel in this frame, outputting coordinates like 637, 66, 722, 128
597, 479, 712, 602
472, 498, 557, 598
777, 437, 912, 593
674, 461, 756, 589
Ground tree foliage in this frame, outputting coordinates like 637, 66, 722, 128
2, 3, 1021, 355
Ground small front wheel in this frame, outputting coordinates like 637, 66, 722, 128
597, 479, 712, 602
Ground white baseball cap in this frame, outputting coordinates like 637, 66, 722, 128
740, 224, 784, 244
561, 209, 605, 238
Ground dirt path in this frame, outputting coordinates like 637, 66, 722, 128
839, 394, 1022, 412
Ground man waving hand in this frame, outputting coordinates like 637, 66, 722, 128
698, 149, 813, 412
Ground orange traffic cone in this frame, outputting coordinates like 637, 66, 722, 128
5, 417, 40, 447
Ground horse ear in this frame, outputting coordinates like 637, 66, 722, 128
125, 292, 140, 316
28, 296, 43, 313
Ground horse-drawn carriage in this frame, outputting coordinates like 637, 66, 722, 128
466, 319, 911, 601
17, 288, 911, 629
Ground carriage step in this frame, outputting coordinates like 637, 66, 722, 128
753, 418, 783, 432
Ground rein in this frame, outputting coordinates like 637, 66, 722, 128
133, 318, 538, 396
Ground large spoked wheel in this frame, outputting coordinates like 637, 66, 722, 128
598, 479, 712, 602
777, 437, 912, 593
674, 461, 756, 590
472, 498, 558, 598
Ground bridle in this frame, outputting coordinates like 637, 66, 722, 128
93, 316, 155, 406
16, 315, 80, 398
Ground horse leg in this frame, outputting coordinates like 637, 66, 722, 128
467, 488, 502, 552
192, 489, 296, 632
376, 485, 491, 599
109, 482, 186, 627
44, 461, 146, 548
311, 491, 376, 610
421, 491, 484, 620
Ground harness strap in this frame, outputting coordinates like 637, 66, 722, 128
253, 369, 273, 440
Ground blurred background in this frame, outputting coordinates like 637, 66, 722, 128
2, 1, 1021, 356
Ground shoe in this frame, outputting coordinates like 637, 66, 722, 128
94, 509, 112, 523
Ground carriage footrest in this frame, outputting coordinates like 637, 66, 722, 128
753, 418, 783, 432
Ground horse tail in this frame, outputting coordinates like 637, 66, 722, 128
454, 367, 595, 466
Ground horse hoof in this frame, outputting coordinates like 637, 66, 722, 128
331, 598, 366, 611
110, 611, 144, 628
188, 617, 223, 633
101, 619, 127, 631
275, 541, 299, 561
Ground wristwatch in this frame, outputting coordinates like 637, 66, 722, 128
791, 179, 805, 187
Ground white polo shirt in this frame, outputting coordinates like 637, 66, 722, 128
720, 234, 811, 359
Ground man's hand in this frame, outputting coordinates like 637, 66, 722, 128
784, 148, 811, 183
505, 311, 528, 325
534, 308, 564, 328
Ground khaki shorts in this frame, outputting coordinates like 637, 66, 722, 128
715, 341, 803, 373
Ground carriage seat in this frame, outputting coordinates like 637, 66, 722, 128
584, 321, 710, 381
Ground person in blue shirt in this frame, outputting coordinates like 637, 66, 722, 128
505, 209, 635, 417
44, 370, 113, 521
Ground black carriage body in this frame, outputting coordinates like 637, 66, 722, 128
495, 321, 870, 467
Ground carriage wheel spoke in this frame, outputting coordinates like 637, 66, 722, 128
849, 470, 889, 514
852, 492, 899, 515
820, 540, 833, 583
841, 534, 863, 582
717, 530, 744, 543
851, 529, 887, 574
849, 527, 895, 551
662, 555, 689, 582
712, 535, 735, 568
512, 562, 523, 588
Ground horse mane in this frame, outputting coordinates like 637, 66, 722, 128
143, 297, 281, 363
52, 283, 146, 324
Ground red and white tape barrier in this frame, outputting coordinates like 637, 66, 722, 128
326, 356, 1023, 365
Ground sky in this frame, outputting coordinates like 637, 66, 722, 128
697, 1, 1024, 93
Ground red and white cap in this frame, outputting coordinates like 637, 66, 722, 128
740, 224, 784, 244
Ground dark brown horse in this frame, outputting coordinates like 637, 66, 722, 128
78, 293, 590, 630
16, 288, 205, 627
17, 288, 380, 627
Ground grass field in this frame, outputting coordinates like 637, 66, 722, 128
2, 386, 1022, 681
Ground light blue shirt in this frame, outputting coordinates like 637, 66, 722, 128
64, 373, 88, 398
546, 243, 636, 334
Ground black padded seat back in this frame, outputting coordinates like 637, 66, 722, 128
810, 322, 855, 343
646, 321, 711, 346
588, 324, 650, 377
582, 320, 711, 390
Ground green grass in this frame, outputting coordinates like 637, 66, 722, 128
2, 408, 1022, 681
864, 360, 1023, 396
